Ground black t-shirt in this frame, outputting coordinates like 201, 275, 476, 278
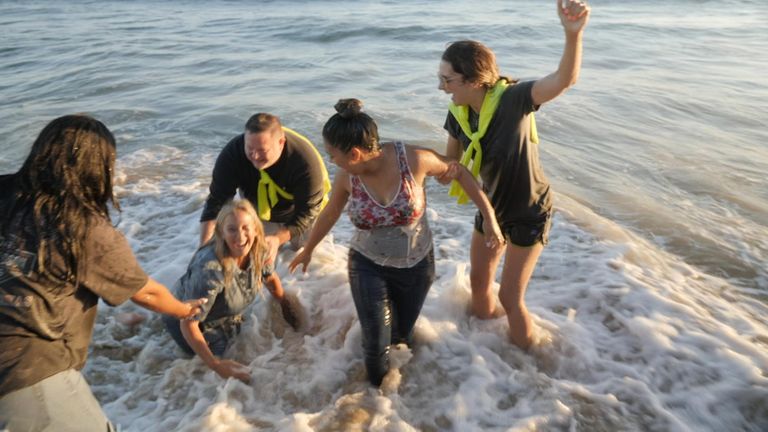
444, 80, 552, 223
0, 183, 148, 397
200, 129, 326, 240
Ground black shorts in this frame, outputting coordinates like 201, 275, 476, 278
474, 211, 552, 247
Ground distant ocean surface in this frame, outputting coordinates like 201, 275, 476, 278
1, 1, 766, 431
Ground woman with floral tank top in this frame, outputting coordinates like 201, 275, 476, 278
290, 99, 502, 386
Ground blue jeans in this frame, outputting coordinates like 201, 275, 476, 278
348, 248, 435, 386
163, 315, 240, 357
0, 369, 115, 432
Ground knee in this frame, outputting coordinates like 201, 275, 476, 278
469, 267, 493, 290
498, 289, 525, 312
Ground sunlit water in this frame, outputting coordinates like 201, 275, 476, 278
1, 1, 766, 431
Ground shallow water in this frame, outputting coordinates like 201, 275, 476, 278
1, 0, 767, 431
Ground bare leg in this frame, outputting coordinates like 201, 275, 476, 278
498, 242, 544, 350
469, 230, 505, 318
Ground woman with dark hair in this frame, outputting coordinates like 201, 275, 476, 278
290, 99, 502, 386
164, 199, 300, 384
438, 0, 590, 349
0, 114, 205, 432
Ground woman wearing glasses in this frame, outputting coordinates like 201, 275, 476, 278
437, 0, 590, 350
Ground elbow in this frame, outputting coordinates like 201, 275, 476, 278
567, 72, 580, 88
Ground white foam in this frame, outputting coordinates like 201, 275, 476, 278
84, 157, 768, 431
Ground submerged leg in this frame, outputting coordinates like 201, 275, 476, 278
348, 250, 392, 386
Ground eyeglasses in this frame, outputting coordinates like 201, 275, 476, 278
438, 73, 463, 86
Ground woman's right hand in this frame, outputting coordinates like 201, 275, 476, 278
482, 218, 505, 250
288, 248, 313, 274
212, 359, 251, 383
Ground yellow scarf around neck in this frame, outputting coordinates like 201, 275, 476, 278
447, 79, 539, 204
256, 127, 331, 220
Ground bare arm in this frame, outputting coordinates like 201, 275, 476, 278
289, 172, 350, 273
179, 320, 250, 383
413, 147, 504, 248
531, 0, 590, 106
199, 220, 216, 247
130, 277, 205, 320
264, 273, 284, 301
445, 135, 461, 161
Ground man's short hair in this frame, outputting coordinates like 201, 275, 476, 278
245, 113, 282, 135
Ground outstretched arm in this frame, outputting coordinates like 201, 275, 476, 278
531, 0, 591, 106
179, 320, 251, 383
413, 147, 504, 249
130, 277, 206, 320
289, 172, 350, 273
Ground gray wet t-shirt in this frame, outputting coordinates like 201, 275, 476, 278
170, 243, 273, 327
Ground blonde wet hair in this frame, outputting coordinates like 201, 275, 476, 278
210, 199, 267, 290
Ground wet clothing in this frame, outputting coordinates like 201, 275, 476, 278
444, 80, 553, 244
348, 142, 433, 268
0, 175, 148, 399
343, 142, 436, 386
201, 128, 327, 241
474, 210, 552, 247
348, 141, 426, 230
348, 248, 434, 386
163, 243, 273, 356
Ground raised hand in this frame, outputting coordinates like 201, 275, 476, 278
557, 0, 590, 33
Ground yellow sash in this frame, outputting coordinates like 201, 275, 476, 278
256, 127, 331, 220
448, 79, 539, 204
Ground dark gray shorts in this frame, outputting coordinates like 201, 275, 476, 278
474, 211, 552, 247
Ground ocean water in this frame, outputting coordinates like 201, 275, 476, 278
1, 0, 767, 431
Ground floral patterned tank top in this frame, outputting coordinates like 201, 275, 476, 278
348, 141, 425, 229
348, 141, 432, 268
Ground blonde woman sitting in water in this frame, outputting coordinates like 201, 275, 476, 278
164, 199, 300, 383
290, 99, 503, 387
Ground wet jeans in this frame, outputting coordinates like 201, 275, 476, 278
348, 248, 435, 386
163, 315, 241, 357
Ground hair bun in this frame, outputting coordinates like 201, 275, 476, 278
334, 98, 363, 119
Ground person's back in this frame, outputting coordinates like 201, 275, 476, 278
0, 114, 204, 432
